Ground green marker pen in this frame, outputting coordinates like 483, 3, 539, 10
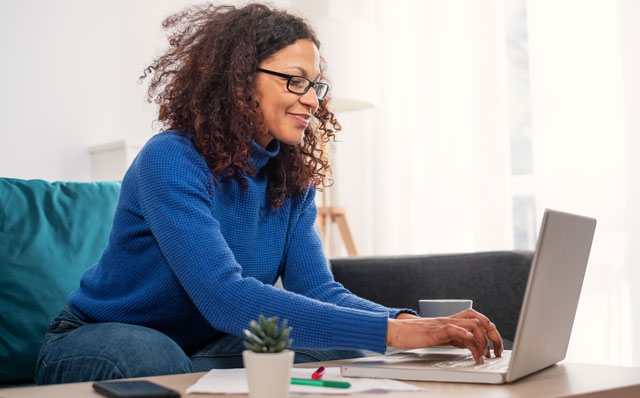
290, 378, 351, 389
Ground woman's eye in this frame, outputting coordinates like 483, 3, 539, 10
289, 78, 307, 89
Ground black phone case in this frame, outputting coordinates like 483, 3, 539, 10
92, 380, 180, 398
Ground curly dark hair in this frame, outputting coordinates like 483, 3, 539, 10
141, 3, 340, 208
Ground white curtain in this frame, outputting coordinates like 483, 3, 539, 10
328, 0, 639, 366
332, 0, 513, 257
527, 0, 639, 367
620, 0, 640, 368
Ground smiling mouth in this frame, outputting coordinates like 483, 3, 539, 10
288, 113, 311, 127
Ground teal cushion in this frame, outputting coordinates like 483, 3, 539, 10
0, 178, 121, 383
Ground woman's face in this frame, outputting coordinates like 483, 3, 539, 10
254, 39, 321, 148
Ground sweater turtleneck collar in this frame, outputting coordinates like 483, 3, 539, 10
249, 139, 280, 171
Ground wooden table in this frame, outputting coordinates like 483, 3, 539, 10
1, 361, 639, 398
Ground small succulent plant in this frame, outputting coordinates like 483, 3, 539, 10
243, 315, 293, 353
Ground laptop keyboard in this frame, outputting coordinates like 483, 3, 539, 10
430, 350, 512, 371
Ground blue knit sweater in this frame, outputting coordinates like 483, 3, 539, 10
68, 131, 408, 354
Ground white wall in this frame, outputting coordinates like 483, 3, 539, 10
0, 0, 245, 181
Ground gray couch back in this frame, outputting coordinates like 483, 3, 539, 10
330, 251, 533, 347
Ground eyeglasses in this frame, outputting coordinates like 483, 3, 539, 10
257, 68, 329, 100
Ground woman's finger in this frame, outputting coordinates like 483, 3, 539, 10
452, 309, 503, 357
449, 340, 466, 349
441, 324, 484, 364
445, 318, 489, 358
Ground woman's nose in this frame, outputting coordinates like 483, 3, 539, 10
300, 87, 319, 110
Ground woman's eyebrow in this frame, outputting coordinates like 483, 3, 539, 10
285, 66, 321, 80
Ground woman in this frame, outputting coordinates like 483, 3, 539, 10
35, 3, 502, 384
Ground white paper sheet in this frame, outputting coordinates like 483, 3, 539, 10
186, 367, 422, 395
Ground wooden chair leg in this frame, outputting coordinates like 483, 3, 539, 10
317, 206, 357, 257
334, 213, 358, 256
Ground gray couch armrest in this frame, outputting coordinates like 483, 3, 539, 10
329, 251, 533, 348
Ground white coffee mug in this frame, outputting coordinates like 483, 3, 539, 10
418, 299, 473, 318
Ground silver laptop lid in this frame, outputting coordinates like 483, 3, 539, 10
506, 209, 596, 382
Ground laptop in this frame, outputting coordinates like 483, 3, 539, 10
341, 209, 597, 384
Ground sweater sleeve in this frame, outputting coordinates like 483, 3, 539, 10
281, 188, 418, 319
135, 136, 391, 353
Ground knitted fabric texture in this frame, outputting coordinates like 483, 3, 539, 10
69, 131, 408, 354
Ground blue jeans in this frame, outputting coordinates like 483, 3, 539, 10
35, 308, 365, 385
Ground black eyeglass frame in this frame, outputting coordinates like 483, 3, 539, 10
257, 68, 329, 100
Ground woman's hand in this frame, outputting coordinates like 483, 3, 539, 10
387, 309, 503, 364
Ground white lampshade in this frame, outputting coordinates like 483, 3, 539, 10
311, 17, 377, 112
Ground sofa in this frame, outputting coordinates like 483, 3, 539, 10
0, 177, 533, 385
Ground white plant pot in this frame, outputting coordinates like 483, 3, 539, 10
243, 349, 294, 398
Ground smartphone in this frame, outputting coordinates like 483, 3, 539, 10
93, 380, 180, 398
